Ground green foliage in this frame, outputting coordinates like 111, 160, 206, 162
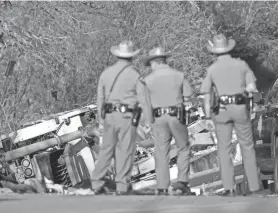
0, 1, 277, 133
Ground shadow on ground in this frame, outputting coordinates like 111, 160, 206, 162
0, 198, 23, 203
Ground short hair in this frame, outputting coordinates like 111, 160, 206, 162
216, 49, 233, 56
151, 57, 167, 64
116, 57, 133, 62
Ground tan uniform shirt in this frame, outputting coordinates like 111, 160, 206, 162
144, 64, 193, 108
97, 60, 142, 123
200, 55, 257, 95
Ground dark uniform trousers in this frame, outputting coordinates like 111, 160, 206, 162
213, 104, 260, 191
152, 114, 190, 189
91, 112, 137, 192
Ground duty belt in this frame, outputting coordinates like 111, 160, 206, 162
153, 106, 179, 118
219, 94, 247, 105
104, 103, 134, 114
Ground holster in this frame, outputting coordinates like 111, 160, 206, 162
177, 105, 185, 125
100, 102, 106, 119
210, 83, 220, 116
211, 99, 220, 116
177, 105, 190, 126
246, 96, 254, 114
131, 102, 142, 127
100, 102, 113, 119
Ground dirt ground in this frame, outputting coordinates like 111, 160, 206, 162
1, 193, 278, 213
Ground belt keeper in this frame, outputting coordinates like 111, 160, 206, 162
54, 134, 63, 148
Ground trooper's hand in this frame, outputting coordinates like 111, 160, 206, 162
143, 124, 152, 134
184, 101, 193, 110
98, 124, 104, 135
205, 119, 215, 131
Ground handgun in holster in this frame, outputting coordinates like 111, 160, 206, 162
131, 102, 142, 127
185, 106, 190, 126
101, 102, 113, 119
177, 104, 185, 125
210, 83, 220, 116
177, 104, 190, 126
100, 102, 106, 119
211, 98, 220, 116
246, 94, 254, 114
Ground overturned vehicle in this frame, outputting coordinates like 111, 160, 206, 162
0, 99, 242, 194
251, 77, 278, 193
0, 105, 101, 192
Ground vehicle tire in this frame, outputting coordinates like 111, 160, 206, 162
262, 118, 276, 144
271, 128, 278, 193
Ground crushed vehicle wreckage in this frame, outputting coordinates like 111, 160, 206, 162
0, 101, 243, 195
0, 104, 101, 193
0, 98, 248, 196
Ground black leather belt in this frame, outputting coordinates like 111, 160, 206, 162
219, 94, 247, 105
153, 106, 179, 118
104, 103, 134, 114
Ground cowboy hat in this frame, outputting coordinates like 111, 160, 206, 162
143, 47, 171, 66
110, 40, 140, 58
207, 34, 236, 54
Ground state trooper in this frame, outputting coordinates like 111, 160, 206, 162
141, 47, 194, 195
91, 40, 143, 195
200, 34, 261, 196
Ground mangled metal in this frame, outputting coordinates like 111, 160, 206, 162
0, 100, 243, 195
0, 104, 100, 193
